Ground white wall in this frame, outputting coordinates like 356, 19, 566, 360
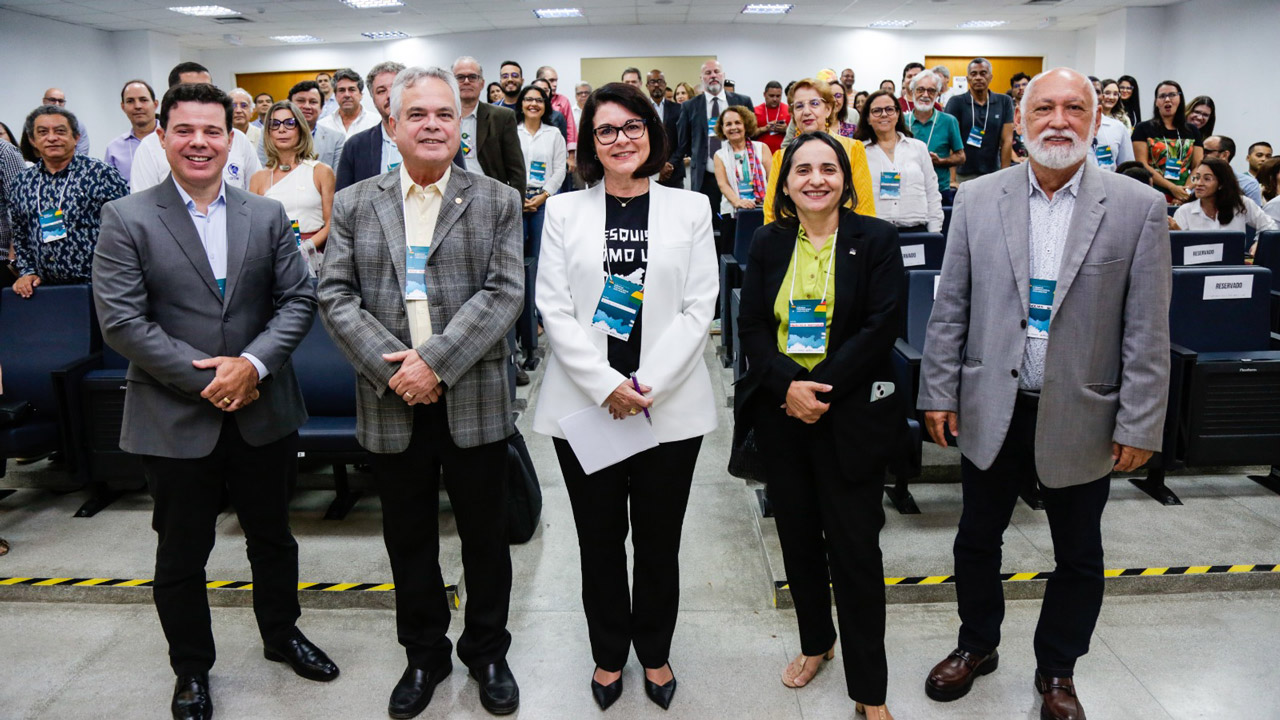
196, 23, 1088, 105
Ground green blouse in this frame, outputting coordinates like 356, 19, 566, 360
773, 226, 837, 371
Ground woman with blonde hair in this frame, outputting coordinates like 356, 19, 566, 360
249, 100, 334, 275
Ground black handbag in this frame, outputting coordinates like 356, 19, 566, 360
727, 425, 767, 482
505, 429, 543, 544
0, 401, 33, 429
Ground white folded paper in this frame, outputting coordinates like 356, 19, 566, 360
557, 405, 659, 475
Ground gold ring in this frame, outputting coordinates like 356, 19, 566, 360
405, 392, 414, 399
629, 409, 637, 415
220, 397, 231, 405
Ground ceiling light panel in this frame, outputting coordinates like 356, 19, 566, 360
342, 0, 404, 7
168, 5, 241, 16
868, 19, 915, 28
361, 30, 410, 39
271, 34, 325, 43
956, 20, 1007, 28
741, 4, 793, 14
533, 8, 584, 19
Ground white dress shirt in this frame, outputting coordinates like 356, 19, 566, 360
460, 105, 483, 175
1022, 162, 1085, 391
516, 121, 567, 195
131, 129, 261, 193
862, 134, 944, 232
317, 106, 380, 140
703, 90, 728, 172
1173, 196, 1278, 233
380, 123, 402, 175
171, 177, 267, 380
1089, 116, 1135, 171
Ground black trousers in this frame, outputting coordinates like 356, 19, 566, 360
373, 401, 511, 670
553, 435, 702, 672
754, 405, 889, 706
954, 392, 1111, 676
142, 415, 301, 676
698, 171, 725, 246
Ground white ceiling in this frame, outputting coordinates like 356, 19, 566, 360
0, 0, 1188, 49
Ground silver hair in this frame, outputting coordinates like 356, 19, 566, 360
452, 55, 483, 77
575, 82, 592, 92
1019, 68, 1098, 120
909, 70, 943, 94
969, 58, 993, 72
933, 65, 951, 79
366, 61, 406, 91
389, 66, 461, 119
229, 87, 252, 102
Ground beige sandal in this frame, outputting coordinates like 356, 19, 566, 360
0, 537, 9, 556
781, 646, 834, 688
856, 702, 895, 720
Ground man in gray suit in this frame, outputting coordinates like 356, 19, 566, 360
93, 83, 335, 720
317, 66, 524, 718
917, 68, 1171, 720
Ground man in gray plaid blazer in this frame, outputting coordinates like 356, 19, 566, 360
317, 66, 524, 718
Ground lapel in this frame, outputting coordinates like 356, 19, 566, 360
154, 177, 223, 302
997, 167, 1032, 311
431, 168, 474, 262
374, 171, 408, 294
221, 187, 251, 307
474, 102, 490, 151
1050, 163, 1106, 317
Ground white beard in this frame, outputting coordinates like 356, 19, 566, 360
1025, 125, 1094, 169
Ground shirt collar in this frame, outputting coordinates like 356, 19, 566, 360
1027, 161, 1085, 200
172, 176, 227, 212
39, 153, 81, 177
400, 162, 451, 200
381, 123, 395, 143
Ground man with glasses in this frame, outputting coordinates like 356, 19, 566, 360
943, 58, 1015, 182
41, 88, 91, 155
495, 61, 523, 110
335, 61, 406, 191
908, 70, 965, 196
451, 57, 526, 197
1204, 135, 1264, 206
672, 58, 753, 241
228, 88, 260, 150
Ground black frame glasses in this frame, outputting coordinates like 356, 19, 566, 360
593, 119, 647, 145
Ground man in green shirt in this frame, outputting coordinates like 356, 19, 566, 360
906, 70, 965, 193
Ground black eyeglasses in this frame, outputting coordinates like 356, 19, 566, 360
593, 118, 646, 145
270, 118, 298, 129
454, 73, 482, 83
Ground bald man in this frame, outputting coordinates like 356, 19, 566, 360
919, 68, 1171, 720
42, 87, 91, 155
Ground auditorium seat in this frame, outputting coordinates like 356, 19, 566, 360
0, 285, 98, 481
1169, 230, 1248, 266
1131, 266, 1280, 504
294, 317, 368, 519
1251, 230, 1280, 332
733, 209, 764, 267
719, 254, 741, 368
886, 270, 941, 514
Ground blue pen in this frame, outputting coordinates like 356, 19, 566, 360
631, 374, 652, 424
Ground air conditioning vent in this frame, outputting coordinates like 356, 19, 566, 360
213, 16, 252, 24
1024, 0, 1063, 5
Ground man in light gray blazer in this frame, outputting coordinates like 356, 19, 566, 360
93, 83, 334, 720
317, 66, 524, 718
917, 69, 1171, 720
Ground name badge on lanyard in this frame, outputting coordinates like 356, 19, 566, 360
966, 125, 985, 147
735, 154, 754, 199
39, 208, 67, 243
592, 274, 644, 341
290, 219, 303, 246
530, 159, 547, 184
1028, 278, 1056, 339
707, 117, 717, 137
787, 299, 828, 354
461, 132, 474, 156
1163, 154, 1183, 181
879, 171, 901, 199
1095, 144, 1115, 169
405, 246, 429, 301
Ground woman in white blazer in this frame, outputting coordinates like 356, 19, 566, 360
533, 82, 718, 712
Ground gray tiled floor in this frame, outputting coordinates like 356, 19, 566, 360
4, 343, 1280, 718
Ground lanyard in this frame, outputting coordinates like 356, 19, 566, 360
788, 227, 837, 305
763, 104, 782, 128
969, 93, 989, 137
40, 164, 72, 211
919, 112, 937, 148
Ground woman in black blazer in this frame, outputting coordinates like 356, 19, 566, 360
734, 132, 905, 720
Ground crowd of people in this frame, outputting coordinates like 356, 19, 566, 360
0, 51, 1274, 720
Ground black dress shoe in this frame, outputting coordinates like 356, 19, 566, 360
264, 628, 340, 682
590, 669, 623, 711
643, 665, 677, 710
389, 664, 452, 719
515, 367, 530, 386
171, 673, 212, 720
469, 660, 520, 715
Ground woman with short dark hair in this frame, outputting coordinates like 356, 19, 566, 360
1185, 95, 1216, 138
533, 82, 718, 712
735, 131, 904, 720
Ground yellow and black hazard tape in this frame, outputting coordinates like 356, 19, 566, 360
774, 563, 1280, 592
0, 577, 460, 607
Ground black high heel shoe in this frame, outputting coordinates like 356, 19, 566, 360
590, 669, 623, 711
643, 664, 677, 710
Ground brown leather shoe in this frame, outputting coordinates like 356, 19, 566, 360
924, 648, 999, 702
1035, 671, 1086, 720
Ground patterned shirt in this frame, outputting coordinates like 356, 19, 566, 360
9, 154, 128, 283
0, 140, 26, 255
1021, 162, 1084, 391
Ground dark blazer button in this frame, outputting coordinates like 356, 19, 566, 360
1011, 369, 1019, 378
223, 314, 231, 322
1020, 319, 1028, 329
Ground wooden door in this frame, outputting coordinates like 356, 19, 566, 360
235, 70, 337, 115
925, 56, 1044, 96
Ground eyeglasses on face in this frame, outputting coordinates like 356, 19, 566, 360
593, 118, 646, 145
1156, 91, 1181, 101
270, 118, 298, 129
792, 98, 826, 113
500, 72, 521, 80
914, 87, 937, 96
43, 97, 66, 105
869, 106, 898, 117
455, 74, 481, 83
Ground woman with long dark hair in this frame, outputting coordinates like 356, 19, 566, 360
1171, 157, 1276, 255
1131, 79, 1203, 203
1117, 75, 1142, 126
1185, 95, 1216, 138
735, 131, 904, 720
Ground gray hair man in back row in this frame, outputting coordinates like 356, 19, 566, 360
317, 66, 524, 719
917, 68, 1171, 720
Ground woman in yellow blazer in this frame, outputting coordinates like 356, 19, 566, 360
763, 78, 876, 223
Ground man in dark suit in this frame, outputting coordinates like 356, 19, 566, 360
336, 61, 405, 191
673, 59, 754, 239
646, 68, 683, 189
318, 66, 524, 718
92, 83, 335, 720
451, 56, 526, 197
